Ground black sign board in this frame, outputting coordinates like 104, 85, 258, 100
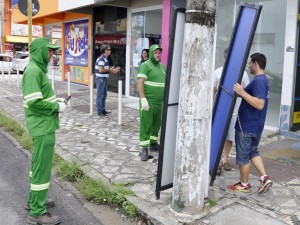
18, 0, 40, 17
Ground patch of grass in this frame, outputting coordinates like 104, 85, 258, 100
55, 159, 84, 182
208, 199, 217, 207
0, 112, 33, 150
78, 176, 137, 217
0, 111, 138, 218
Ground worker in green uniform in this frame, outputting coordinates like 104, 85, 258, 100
137, 44, 166, 161
22, 37, 64, 225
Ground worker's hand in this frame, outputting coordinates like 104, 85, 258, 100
58, 102, 66, 113
141, 98, 150, 111
56, 98, 65, 103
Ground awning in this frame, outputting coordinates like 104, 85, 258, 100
4, 36, 35, 43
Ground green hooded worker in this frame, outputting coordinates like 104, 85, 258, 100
22, 37, 65, 225
137, 44, 166, 161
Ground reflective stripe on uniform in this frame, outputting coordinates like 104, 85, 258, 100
30, 182, 49, 191
137, 73, 148, 80
144, 81, 165, 87
24, 92, 43, 103
43, 95, 56, 103
23, 101, 28, 108
140, 140, 150, 146
150, 136, 158, 141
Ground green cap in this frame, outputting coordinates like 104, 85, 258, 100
30, 37, 59, 53
150, 44, 162, 52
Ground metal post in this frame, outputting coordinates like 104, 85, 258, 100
51, 66, 55, 90
118, 72, 122, 125
8, 61, 11, 84
1, 61, 4, 82
67, 72, 71, 106
28, 0, 32, 48
16, 62, 20, 87
90, 73, 94, 115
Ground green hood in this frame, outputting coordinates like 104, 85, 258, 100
29, 37, 59, 73
149, 44, 162, 65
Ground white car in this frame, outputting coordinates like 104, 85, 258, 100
12, 51, 29, 73
0, 54, 14, 73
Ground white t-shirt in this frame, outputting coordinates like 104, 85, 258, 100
214, 67, 250, 115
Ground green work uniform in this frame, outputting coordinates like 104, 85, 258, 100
22, 38, 60, 216
137, 44, 166, 147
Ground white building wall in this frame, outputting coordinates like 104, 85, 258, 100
58, 0, 95, 12
131, 0, 162, 9
280, 0, 299, 134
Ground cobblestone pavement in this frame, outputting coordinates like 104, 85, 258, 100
1, 78, 300, 225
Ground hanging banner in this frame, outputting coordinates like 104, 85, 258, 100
64, 19, 89, 85
210, 3, 263, 185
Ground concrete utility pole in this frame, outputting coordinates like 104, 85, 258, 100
172, 0, 216, 214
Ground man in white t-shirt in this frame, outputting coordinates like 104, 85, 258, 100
214, 48, 250, 175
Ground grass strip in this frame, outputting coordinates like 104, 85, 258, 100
0, 111, 137, 218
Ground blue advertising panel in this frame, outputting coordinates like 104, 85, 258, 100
64, 19, 89, 67
12, 0, 19, 7
210, 3, 262, 185
64, 19, 89, 85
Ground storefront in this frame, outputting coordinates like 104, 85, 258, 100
93, 5, 127, 93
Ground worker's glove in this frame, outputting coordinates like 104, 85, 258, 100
58, 102, 66, 113
141, 98, 150, 111
56, 98, 65, 103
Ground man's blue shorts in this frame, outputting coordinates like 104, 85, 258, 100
235, 131, 261, 165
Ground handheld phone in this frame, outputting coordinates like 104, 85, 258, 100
64, 96, 71, 104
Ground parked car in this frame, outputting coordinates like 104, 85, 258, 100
0, 54, 14, 73
12, 51, 29, 73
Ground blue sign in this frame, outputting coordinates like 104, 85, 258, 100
210, 3, 262, 185
64, 19, 89, 66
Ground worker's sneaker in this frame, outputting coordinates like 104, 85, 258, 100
257, 176, 273, 194
222, 162, 232, 171
149, 143, 160, 151
228, 182, 252, 193
25, 198, 55, 210
140, 147, 149, 161
27, 212, 60, 225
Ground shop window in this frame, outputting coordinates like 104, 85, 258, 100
130, 9, 162, 97
215, 0, 286, 127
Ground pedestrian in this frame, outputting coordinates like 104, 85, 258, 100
228, 52, 272, 193
95, 44, 120, 116
137, 44, 166, 161
22, 37, 65, 225
214, 49, 249, 175
138, 48, 149, 66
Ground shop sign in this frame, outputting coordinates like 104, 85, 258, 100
11, 24, 43, 37
293, 111, 300, 123
95, 35, 126, 46
52, 27, 62, 39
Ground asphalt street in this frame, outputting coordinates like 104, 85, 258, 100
0, 129, 104, 225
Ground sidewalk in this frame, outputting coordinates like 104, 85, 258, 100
0, 78, 300, 225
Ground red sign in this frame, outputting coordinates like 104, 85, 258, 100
95, 35, 126, 46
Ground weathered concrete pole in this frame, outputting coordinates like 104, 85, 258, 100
172, 0, 216, 214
